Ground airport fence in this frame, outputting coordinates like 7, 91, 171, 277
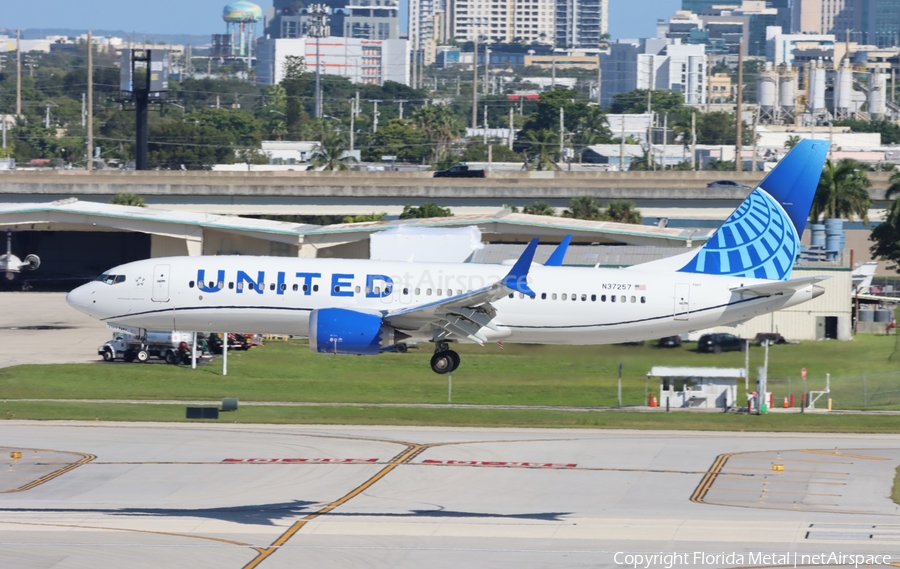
764, 371, 900, 410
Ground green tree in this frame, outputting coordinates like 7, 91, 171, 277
400, 203, 453, 219
522, 201, 556, 216
811, 159, 872, 223
461, 143, 521, 162
834, 119, 900, 145
609, 89, 685, 114
628, 149, 652, 171
412, 104, 463, 163
562, 196, 602, 220
311, 133, 358, 171
110, 193, 145, 207
871, 199, 900, 270
696, 112, 752, 145
366, 120, 428, 163
602, 200, 642, 224
281, 56, 307, 132
342, 213, 387, 223
704, 159, 736, 171
522, 129, 560, 171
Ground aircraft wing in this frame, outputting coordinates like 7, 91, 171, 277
383, 238, 539, 344
730, 276, 828, 297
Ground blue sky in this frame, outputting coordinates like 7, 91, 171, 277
2, 0, 680, 40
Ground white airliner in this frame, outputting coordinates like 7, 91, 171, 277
67, 140, 829, 374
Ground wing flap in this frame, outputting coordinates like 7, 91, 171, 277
730, 276, 828, 297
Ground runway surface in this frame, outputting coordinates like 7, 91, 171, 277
0, 422, 898, 568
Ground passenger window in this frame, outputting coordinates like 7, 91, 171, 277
621, 295, 626, 303
541, 293, 547, 300
572, 294, 576, 301
270, 283, 276, 291
508, 293, 513, 298
208, 282, 214, 289
374, 286, 381, 294
581, 294, 587, 301
281, 283, 287, 291
561, 293, 567, 300
416, 288, 421, 295
218, 281, 224, 289
365, 287, 371, 294
334, 285, 340, 293
189, 281, 195, 288
611, 295, 616, 302
447, 289, 453, 296
427, 288, 432, 296
552, 293, 557, 300
641, 296, 646, 303
437, 289, 442, 296
403, 287, 409, 295
248, 283, 255, 291
228, 282, 234, 290
302, 284, 308, 292
313, 284, 319, 292
292, 284, 298, 291
591, 294, 596, 301
602, 294, 607, 302
238, 282, 245, 290
630, 296, 636, 303
356, 286, 361, 293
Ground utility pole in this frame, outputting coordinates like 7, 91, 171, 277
456, 75, 460, 96
706, 54, 712, 113
662, 112, 668, 171
372, 100, 379, 132
596, 53, 602, 105
690, 111, 697, 170
349, 98, 355, 150
484, 45, 490, 96
309, 4, 329, 119
559, 106, 564, 157
483, 104, 488, 145
751, 108, 758, 172
735, 37, 744, 172
15, 30, 21, 117
508, 106, 514, 150
86, 30, 93, 172
472, 33, 479, 129
619, 119, 625, 170
398, 99, 405, 119
551, 55, 556, 88
411, 30, 417, 91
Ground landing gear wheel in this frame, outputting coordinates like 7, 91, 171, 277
430, 351, 455, 374
165, 351, 178, 365
136, 350, 150, 363
395, 343, 408, 354
447, 350, 460, 372
102, 350, 114, 362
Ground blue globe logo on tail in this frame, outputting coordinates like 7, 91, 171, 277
679, 189, 799, 280
678, 139, 829, 281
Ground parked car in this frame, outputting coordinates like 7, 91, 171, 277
706, 180, 752, 190
657, 335, 683, 348
433, 164, 486, 178
697, 333, 745, 353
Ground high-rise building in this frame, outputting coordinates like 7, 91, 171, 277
600, 38, 706, 106
345, 0, 400, 40
859, 0, 900, 46
555, 0, 609, 48
682, 0, 739, 12
791, 0, 855, 35
450, 0, 556, 44
410, 0, 447, 66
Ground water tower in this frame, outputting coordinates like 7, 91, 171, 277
223, 1, 263, 59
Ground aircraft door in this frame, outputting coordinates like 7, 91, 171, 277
674, 283, 690, 321
152, 264, 171, 302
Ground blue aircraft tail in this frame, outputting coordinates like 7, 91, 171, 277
678, 139, 829, 281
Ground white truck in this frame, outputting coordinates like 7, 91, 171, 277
98, 330, 196, 364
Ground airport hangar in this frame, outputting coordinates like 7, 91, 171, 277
0, 199, 850, 341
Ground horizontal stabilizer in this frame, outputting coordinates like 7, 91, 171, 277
730, 276, 829, 297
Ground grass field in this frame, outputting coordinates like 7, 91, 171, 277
894, 466, 900, 505
4, 401, 900, 432
1, 334, 899, 414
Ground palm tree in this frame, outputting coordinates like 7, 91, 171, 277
412, 104, 463, 163
810, 159, 872, 223
522, 129, 560, 171
785, 135, 801, 149
886, 170, 900, 201
310, 133, 358, 171
522, 201, 556, 216
602, 200, 642, 224
562, 196, 601, 220
269, 119, 288, 141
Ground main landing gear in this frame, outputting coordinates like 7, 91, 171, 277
430, 341, 460, 374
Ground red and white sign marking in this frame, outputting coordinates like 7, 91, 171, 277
421, 459, 577, 469
223, 457, 379, 464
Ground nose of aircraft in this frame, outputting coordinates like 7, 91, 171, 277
65, 283, 96, 315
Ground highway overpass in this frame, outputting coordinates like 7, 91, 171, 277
0, 169, 893, 222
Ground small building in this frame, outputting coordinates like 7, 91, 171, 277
651, 366, 743, 409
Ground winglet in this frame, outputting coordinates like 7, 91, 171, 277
502, 238, 539, 297
544, 234, 572, 266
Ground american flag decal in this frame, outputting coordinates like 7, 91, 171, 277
634, 284, 646, 290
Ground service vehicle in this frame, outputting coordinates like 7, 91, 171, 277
98, 330, 197, 364
433, 164, 486, 178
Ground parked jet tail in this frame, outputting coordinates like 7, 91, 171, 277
677, 139, 829, 281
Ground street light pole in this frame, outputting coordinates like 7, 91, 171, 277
472, 31, 479, 129
309, 4, 329, 120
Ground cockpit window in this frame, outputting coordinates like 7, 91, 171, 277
96, 274, 126, 285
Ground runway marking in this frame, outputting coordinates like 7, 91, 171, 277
801, 450, 888, 461
0, 520, 251, 547
729, 455, 854, 465
420, 459, 577, 468
708, 487, 842, 497
0, 448, 95, 494
222, 458, 380, 464
690, 453, 731, 504
720, 466, 850, 475
242, 441, 430, 569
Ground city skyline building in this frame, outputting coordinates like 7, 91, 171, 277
600, 38, 707, 106
555, 0, 609, 48
450, 0, 556, 44
256, 36, 408, 85
345, 0, 400, 40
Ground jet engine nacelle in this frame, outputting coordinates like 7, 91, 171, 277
309, 307, 408, 355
